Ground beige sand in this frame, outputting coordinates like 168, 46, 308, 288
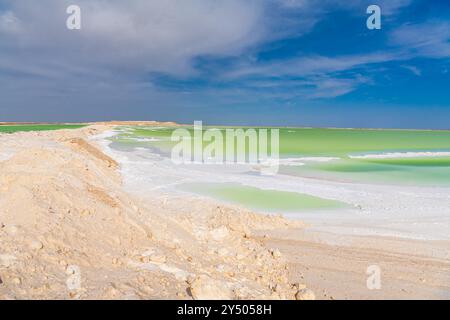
1, 124, 449, 300
259, 228, 450, 300
0, 125, 305, 300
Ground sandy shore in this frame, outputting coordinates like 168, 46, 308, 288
260, 228, 450, 299
0, 125, 306, 300
1, 124, 449, 300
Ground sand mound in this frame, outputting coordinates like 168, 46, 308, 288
0, 126, 308, 300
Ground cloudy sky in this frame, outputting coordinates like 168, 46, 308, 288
0, 0, 449, 128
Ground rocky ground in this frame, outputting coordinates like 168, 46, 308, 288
0, 125, 311, 300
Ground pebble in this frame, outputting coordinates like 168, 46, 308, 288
291, 282, 307, 290
0, 254, 17, 268
216, 265, 226, 272
236, 253, 245, 260
105, 287, 120, 297
66, 265, 80, 275
140, 254, 167, 264
270, 249, 282, 259
4, 225, 18, 236
210, 226, 230, 241
188, 275, 233, 300
216, 248, 228, 257
28, 240, 44, 251
295, 288, 316, 301
81, 209, 92, 216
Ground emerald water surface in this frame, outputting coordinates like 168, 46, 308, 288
100, 126, 450, 239
0, 124, 86, 133
110, 126, 450, 187
178, 183, 346, 212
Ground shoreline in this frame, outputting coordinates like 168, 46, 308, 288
98, 126, 450, 242
1, 124, 449, 300
1, 121, 449, 132
96, 125, 450, 299
0, 125, 305, 300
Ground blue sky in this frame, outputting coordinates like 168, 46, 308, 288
0, 0, 450, 128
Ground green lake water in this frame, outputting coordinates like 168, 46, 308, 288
0, 124, 86, 133
110, 126, 450, 210
178, 183, 347, 213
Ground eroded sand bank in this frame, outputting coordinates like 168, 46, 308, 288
1, 124, 449, 300
0, 125, 306, 300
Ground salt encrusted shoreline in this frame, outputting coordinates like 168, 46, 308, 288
0, 124, 307, 300
1, 123, 449, 300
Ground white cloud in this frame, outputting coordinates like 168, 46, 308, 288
0, 0, 440, 116
306, 75, 370, 98
2, 0, 413, 81
0, 0, 268, 78
390, 21, 450, 58
401, 65, 422, 76
223, 52, 398, 80
0, 11, 21, 34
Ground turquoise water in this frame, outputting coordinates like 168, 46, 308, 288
103, 127, 450, 240
178, 182, 347, 213
110, 126, 450, 187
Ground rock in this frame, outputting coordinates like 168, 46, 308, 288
158, 264, 190, 281
295, 289, 316, 301
210, 226, 230, 241
66, 265, 82, 291
270, 283, 279, 293
66, 274, 81, 291
149, 254, 167, 264
140, 253, 166, 264
28, 240, 44, 251
0, 254, 17, 268
235, 253, 245, 260
69, 291, 82, 299
141, 248, 155, 256
80, 209, 92, 216
4, 225, 18, 236
270, 291, 282, 300
66, 265, 80, 275
188, 275, 233, 300
216, 264, 226, 272
291, 282, 307, 291
140, 285, 154, 295
270, 249, 282, 259
105, 286, 120, 298
216, 248, 228, 257
12, 277, 22, 285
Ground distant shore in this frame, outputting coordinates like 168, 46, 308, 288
0, 121, 180, 126
1, 121, 449, 132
